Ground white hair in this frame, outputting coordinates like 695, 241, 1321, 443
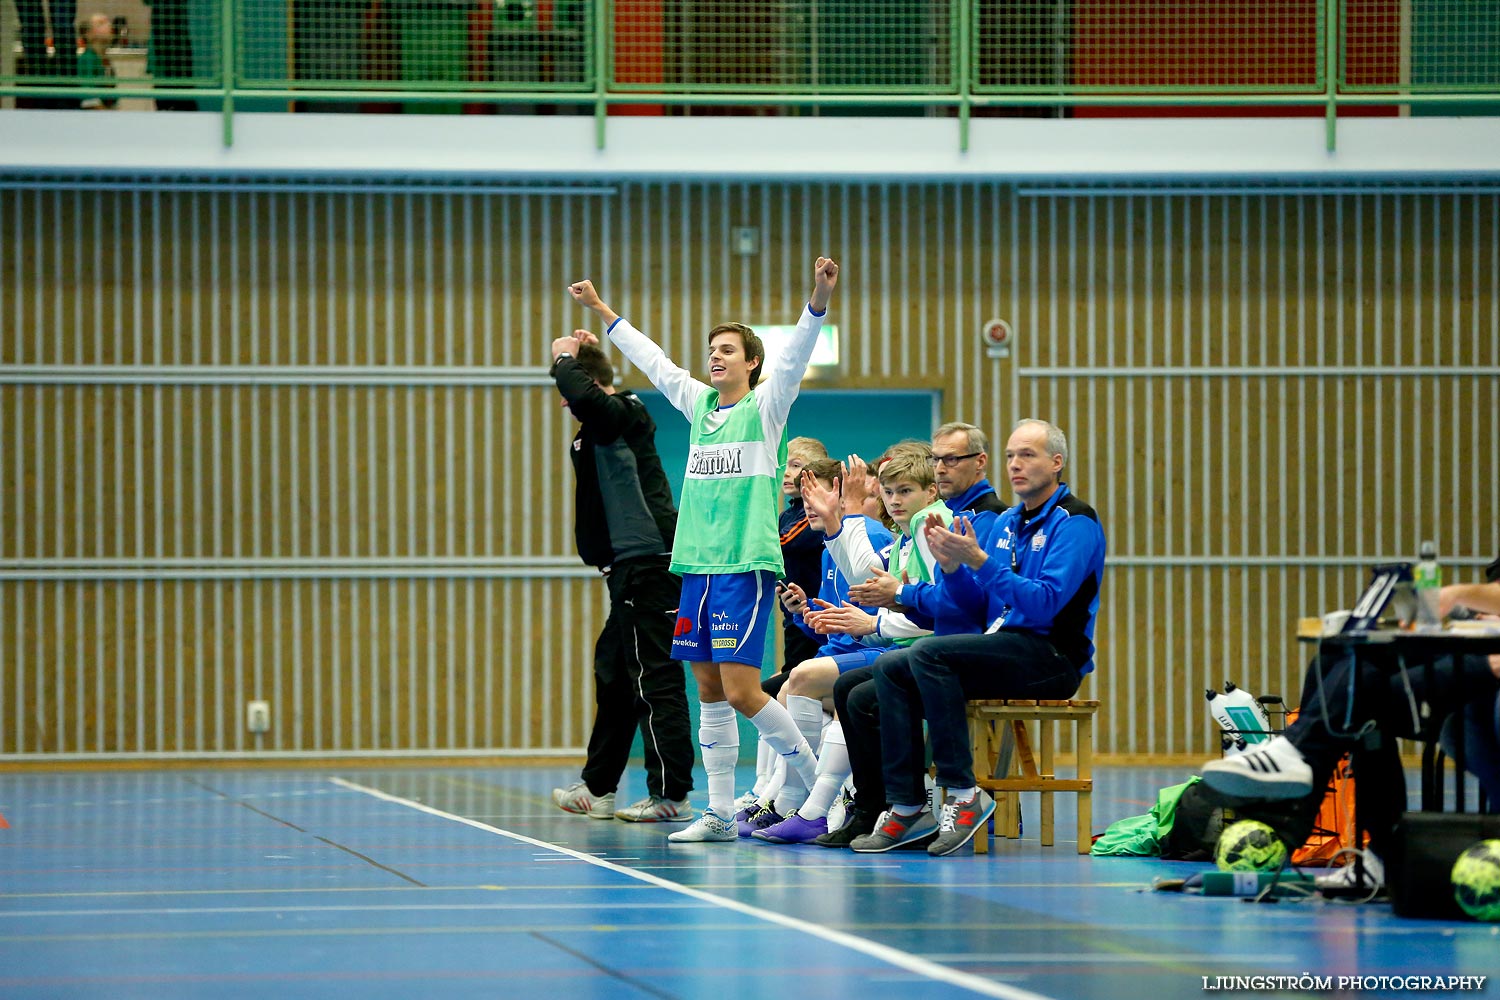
1013, 418, 1068, 467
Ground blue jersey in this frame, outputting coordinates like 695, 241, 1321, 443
793, 515, 893, 658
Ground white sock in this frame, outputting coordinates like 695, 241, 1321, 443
755, 738, 776, 788
949, 785, 979, 803
800, 721, 851, 820
697, 701, 739, 818
786, 695, 827, 758
749, 699, 820, 792
777, 783, 809, 815
757, 756, 786, 806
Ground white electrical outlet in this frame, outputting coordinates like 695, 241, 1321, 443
246, 700, 271, 733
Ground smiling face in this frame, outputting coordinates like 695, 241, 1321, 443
707, 326, 762, 399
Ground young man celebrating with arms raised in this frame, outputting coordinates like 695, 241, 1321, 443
569, 257, 840, 842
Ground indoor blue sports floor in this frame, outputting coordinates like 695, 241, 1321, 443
1, 764, 1494, 1000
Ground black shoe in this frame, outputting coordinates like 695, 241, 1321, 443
814, 808, 880, 848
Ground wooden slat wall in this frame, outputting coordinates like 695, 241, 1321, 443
2, 182, 1496, 758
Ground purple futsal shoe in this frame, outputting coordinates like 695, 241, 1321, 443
737, 803, 785, 838
751, 811, 828, 844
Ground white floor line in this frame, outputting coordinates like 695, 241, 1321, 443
331, 776, 1058, 1000
0, 901, 714, 918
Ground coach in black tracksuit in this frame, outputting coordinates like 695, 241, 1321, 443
550, 335, 694, 812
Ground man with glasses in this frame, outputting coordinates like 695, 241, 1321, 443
931, 421, 1007, 519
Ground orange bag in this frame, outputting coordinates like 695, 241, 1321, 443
1285, 709, 1362, 867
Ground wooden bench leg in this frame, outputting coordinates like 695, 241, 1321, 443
1000, 721, 1024, 839
1076, 712, 1094, 855
1039, 716, 1055, 848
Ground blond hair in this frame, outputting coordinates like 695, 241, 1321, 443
877, 446, 936, 491
787, 436, 829, 464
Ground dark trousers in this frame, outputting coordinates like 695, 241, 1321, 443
579, 557, 694, 802
875, 631, 1081, 807
835, 664, 882, 816
1288, 647, 1499, 853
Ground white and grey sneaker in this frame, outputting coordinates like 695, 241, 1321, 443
614, 795, 694, 823
732, 790, 762, 815
1200, 736, 1314, 800
552, 781, 616, 819
666, 808, 737, 843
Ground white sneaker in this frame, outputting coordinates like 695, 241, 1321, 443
614, 795, 694, 823
732, 790, 762, 815
1316, 852, 1385, 892
666, 808, 737, 843
552, 781, 616, 819
826, 783, 854, 832
1200, 736, 1315, 800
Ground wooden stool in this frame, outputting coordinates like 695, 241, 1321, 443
966, 699, 1099, 854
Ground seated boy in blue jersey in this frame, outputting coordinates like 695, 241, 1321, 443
736, 457, 893, 843
851, 418, 1107, 857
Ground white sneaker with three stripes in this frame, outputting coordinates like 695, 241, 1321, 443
1200, 735, 1315, 800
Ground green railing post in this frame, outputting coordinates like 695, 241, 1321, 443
958, 0, 971, 153
1325, 0, 1339, 152
222, 0, 236, 146
594, 0, 610, 150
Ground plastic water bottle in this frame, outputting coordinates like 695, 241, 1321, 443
1219, 682, 1272, 745
1207, 690, 1246, 754
1413, 540, 1442, 630
1200, 871, 1316, 896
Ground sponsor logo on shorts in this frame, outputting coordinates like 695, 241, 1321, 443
673, 617, 694, 637
712, 637, 739, 649
711, 610, 729, 622
711, 619, 740, 633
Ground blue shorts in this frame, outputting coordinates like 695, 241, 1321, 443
823, 647, 886, 673
672, 570, 777, 667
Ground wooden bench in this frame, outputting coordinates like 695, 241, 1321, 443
966, 699, 1099, 854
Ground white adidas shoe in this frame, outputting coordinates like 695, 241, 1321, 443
666, 808, 737, 843
1200, 736, 1315, 800
552, 781, 616, 819
614, 795, 694, 823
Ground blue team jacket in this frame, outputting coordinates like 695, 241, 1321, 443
905, 483, 1106, 673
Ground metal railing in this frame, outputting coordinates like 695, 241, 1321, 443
2, 0, 1499, 150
